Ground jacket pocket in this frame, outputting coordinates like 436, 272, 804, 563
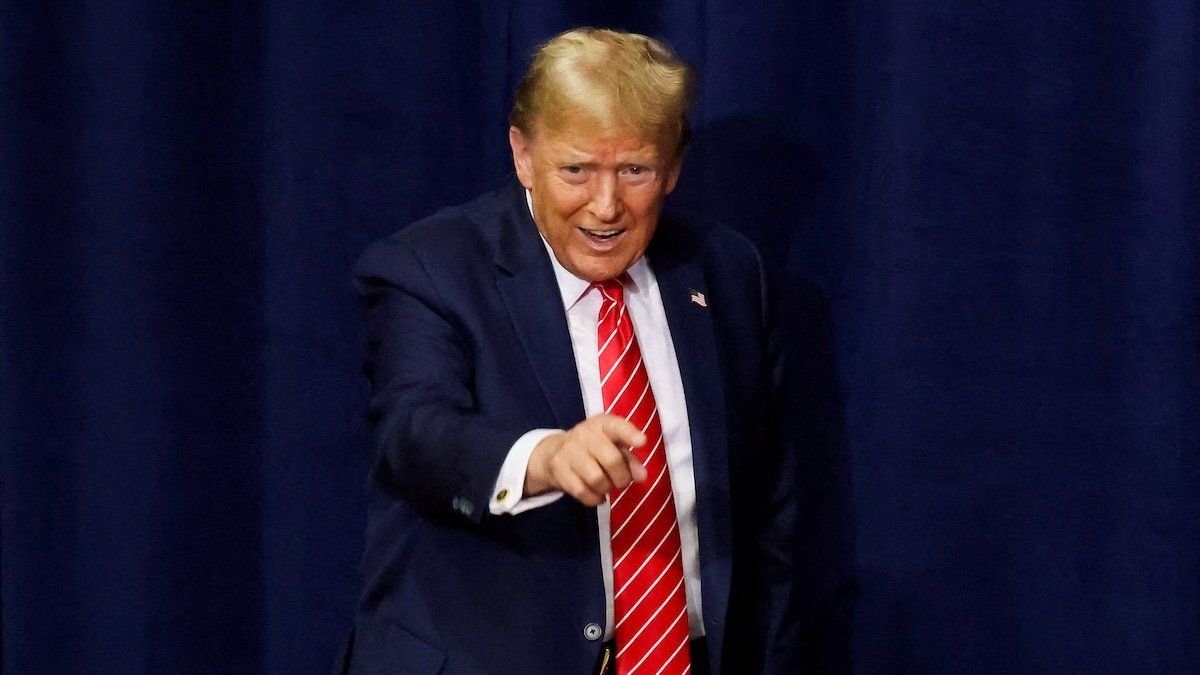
348, 619, 447, 675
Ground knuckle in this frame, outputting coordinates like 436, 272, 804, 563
549, 453, 568, 472
557, 432, 578, 452
600, 445, 625, 467
581, 468, 607, 491
564, 480, 585, 498
572, 485, 600, 506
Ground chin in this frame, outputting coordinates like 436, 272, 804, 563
575, 266, 612, 283
588, 259, 633, 281
561, 244, 641, 281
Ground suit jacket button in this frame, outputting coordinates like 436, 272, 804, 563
583, 623, 602, 641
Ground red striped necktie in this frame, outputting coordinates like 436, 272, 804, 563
595, 276, 691, 675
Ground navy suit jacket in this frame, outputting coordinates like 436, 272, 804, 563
343, 182, 800, 674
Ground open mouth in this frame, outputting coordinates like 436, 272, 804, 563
579, 227, 626, 244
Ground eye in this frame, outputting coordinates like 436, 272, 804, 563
620, 164, 655, 183
559, 165, 588, 184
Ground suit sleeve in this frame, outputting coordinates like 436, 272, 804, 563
748, 246, 804, 673
353, 237, 528, 524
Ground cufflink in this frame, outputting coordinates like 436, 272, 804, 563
496, 489, 509, 502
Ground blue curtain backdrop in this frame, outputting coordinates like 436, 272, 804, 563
3, 1, 1197, 672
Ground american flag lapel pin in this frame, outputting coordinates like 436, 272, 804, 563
689, 288, 707, 308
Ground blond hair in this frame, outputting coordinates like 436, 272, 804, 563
509, 28, 696, 157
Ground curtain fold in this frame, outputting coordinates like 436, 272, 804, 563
3, 1, 1196, 672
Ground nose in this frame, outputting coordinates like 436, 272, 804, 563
587, 173, 623, 223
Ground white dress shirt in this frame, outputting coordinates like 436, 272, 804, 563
489, 193, 705, 640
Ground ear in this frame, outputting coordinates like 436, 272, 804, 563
662, 158, 683, 195
509, 126, 534, 189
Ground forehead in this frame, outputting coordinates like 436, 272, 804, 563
532, 116, 666, 160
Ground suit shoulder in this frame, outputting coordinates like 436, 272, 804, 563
706, 221, 762, 265
659, 207, 764, 270
353, 187, 511, 279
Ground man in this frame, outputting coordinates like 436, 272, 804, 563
342, 28, 799, 674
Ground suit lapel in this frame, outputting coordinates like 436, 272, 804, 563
649, 218, 732, 669
493, 185, 587, 429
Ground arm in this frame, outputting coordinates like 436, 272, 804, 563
354, 237, 649, 521
354, 237, 530, 523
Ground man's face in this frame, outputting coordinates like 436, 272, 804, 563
510, 120, 681, 282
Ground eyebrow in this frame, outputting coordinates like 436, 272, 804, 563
554, 144, 659, 165
554, 154, 658, 166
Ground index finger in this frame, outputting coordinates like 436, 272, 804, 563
597, 414, 647, 449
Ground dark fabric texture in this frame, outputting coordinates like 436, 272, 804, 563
2, 2, 1196, 673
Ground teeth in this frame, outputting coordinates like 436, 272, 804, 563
582, 228, 622, 238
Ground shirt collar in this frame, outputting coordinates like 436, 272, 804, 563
527, 189, 649, 312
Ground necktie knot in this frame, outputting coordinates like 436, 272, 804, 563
594, 275, 629, 306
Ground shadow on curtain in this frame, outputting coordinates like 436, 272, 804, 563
2, 1, 1195, 672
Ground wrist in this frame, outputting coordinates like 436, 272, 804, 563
523, 432, 562, 496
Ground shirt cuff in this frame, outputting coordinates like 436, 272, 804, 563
489, 428, 565, 515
